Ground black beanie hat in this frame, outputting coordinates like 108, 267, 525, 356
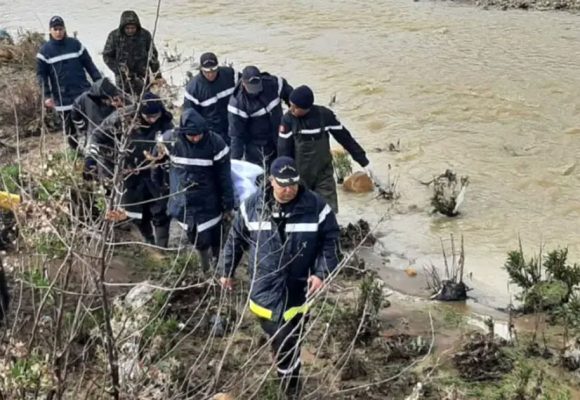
289, 85, 314, 109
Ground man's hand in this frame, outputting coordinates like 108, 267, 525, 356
219, 277, 235, 291
307, 275, 324, 296
223, 209, 234, 224
364, 164, 386, 190
44, 98, 55, 109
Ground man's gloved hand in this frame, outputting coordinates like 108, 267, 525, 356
364, 163, 385, 190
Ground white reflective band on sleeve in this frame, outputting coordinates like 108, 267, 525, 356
285, 223, 318, 233
250, 97, 280, 118
214, 146, 230, 161
228, 104, 249, 118
170, 155, 213, 166
198, 214, 222, 232
124, 211, 143, 220
199, 87, 235, 107
177, 221, 188, 231
327, 124, 343, 130
277, 358, 301, 376
184, 91, 201, 105
36, 46, 86, 64
318, 204, 332, 223
240, 202, 272, 231
54, 104, 74, 112
279, 131, 292, 139
277, 76, 283, 96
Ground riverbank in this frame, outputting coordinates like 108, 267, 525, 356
443, 0, 580, 12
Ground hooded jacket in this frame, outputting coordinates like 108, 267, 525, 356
102, 11, 160, 80
227, 73, 293, 157
164, 109, 234, 230
71, 78, 124, 137
183, 66, 240, 141
36, 35, 101, 110
222, 184, 340, 322
93, 100, 174, 181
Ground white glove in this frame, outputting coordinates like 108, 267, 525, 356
364, 164, 385, 189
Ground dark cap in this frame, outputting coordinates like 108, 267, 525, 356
200, 52, 219, 71
100, 77, 121, 98
140, 92, 163, 115
49, 16, 65, 28
270, 156, 300, 186
241, 65, 263, 94
289, 85, 314, 110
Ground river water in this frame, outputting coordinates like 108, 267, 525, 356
3, 0, 580, 307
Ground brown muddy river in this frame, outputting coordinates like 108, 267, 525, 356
3, 0, 580, 307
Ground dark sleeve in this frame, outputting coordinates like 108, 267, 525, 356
277, 112, 295, 158
71, 96, 87, 131
221, 206, 250, 278
102, 31, 118, 73
183, 81, 202, 112
280, 77, 293, 106
214, 138, 235, 211
313, 202, 341, 280
79, 43, 102, 82
36, 52, 51, 98
327, 110, 369, 167
227, 96, 248, 159
147, 32, 161, 75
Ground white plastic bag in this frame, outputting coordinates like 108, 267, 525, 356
230, 159, 264, 206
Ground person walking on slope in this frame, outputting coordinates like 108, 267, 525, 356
278, 85, 383, 213
183, 52, 239, 145
71, 77, 126, 180
103, 10, 162, 95
160, 109, 235, 271
36, 16, 102, 149
228, 65, 293, 170
95, 93, 173, 247
220, 156, 340, 398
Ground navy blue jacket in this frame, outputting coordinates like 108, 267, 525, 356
36, 36, 101, 111
183, 66, 239, 142
164, 109, 234, 230
278, 105, 369, 168
222, 185, 340, 322
227, 73, 293, 158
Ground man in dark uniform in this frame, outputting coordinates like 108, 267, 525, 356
227, 66, 293, 170
71, 77, 126, 179
161, 109, 234, 271
220, 156, 340, 398
183, 52, 239, 145
95, 93, 173, 247
36, 16, 102, 149
102, 10, 162, 95
278, 85, 383, 213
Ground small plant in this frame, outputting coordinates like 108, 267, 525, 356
425, 235, 469, 301
430, 170, 469, 217
332, 149, 353, 184
504, 243, 580, 312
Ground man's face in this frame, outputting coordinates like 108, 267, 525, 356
290, 102, 309, 118
104, 96, 124, 108
242, 81, 262, 96
185, 133, 203, 143
50, 26, 66, 41
141, 112, 161, 125
202, 69, 218, 82
124, 24, 138, 36
270, 177, 299, 204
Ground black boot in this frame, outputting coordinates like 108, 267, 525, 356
137, 220, 154, 244
154, 223, 170, 248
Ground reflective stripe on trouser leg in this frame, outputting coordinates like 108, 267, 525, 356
259, 315, 304, 379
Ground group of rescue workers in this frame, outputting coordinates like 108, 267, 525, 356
35, 11, 384, 398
